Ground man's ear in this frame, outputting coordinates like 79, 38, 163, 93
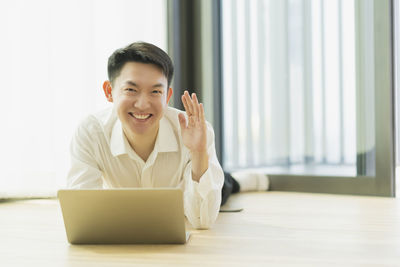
103, 81, 113, 103
166, 87, 173, 104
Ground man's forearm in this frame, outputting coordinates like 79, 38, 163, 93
190, 151, 209, 182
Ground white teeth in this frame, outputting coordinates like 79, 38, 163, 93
132, 114, 150, 119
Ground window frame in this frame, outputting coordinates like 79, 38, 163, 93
168, 0, 395, 197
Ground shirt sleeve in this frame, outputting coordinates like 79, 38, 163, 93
67, 120, 104, 189
181, 122, 224, 229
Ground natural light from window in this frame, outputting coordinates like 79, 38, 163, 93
0, 0, 167, 197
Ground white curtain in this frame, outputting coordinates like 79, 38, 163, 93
0, 0, 167, 198
221, 0, 375, 175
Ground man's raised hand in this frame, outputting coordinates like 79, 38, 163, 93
178, 91, 207, 153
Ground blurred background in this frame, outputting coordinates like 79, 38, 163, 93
0, 0, 397, 197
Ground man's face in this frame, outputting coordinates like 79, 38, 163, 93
105, 62, 172, 138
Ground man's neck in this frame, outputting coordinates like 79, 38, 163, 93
124, 128, 159, 162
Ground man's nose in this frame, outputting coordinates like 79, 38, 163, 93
134, 94, 150, 109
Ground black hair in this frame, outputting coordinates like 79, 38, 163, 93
107, 41, 174, 87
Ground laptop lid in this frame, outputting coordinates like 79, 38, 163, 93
58, 188, 188, 244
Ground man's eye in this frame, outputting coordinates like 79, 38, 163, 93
126, 88, 136, 92
152, 90, 162, 94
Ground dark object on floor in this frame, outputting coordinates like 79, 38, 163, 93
221, 172, 240, 206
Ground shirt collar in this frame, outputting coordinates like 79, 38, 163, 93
110, 119, 132, 157
110, 116, 179, 157
155, 116, 179, 153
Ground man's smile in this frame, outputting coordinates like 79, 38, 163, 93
128, 112, 152, 120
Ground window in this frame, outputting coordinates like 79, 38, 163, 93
221, 0, 395, 196
0, 0, 167, 197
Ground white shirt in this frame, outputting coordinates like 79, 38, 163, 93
67, 106, 224, 229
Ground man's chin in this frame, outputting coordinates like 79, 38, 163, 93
123, 122, 158, 138
120, 114, 161, 137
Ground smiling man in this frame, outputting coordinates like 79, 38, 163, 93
67, 42, 225, 229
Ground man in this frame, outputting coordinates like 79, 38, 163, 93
67, 42, 268, 229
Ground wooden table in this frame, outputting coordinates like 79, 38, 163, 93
1, 192, 400, 266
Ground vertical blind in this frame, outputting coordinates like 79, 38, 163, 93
395, 0, 400, 166
221, 0, 375, 173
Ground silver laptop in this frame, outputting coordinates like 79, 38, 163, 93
58, 188, 190, 244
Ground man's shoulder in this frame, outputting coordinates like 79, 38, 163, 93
75, 107, 116, 137
164, 106, 184, 124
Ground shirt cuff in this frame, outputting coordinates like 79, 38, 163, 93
185, 162, 222, 200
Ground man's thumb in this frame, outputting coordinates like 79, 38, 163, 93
178, 113, 187, 128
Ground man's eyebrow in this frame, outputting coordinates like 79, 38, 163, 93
123, 81, 138, 87
152, 83, 164, 88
